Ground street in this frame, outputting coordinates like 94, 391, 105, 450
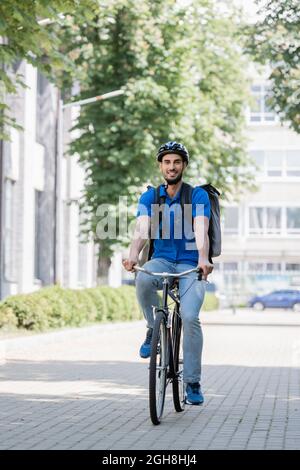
0, 310, 299, 450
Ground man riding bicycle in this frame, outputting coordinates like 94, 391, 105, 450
123, 141, 213, 405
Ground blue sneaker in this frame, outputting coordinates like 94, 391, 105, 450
185, 382, 204, 405
139, 328, 153, 359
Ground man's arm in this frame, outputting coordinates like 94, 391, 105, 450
122, 215, 150, 272
194, 215, 214, 280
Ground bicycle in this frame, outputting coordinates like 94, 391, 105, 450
134, 265, 202, 425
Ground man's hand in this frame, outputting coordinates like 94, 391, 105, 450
198, 260, 214, 281
122, 259, 137, 272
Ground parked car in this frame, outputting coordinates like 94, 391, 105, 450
248, 290, 300, 311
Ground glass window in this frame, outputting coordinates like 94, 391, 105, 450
263, 86, 275, 121
224, 262, 238, 271
36, 71, 49, 144
266, 207, 281, 234
224, 207, 239, 234
266, 263, 281, 272
249, 207, 264, 234
265, 151, 283, 177
34, 190, 43, 280
4, 179, 17, 281
78, 210, 87, 286
249, 84, 275, 123
249, 207, 282, 235
287, 208, 300, 234
249, 150, 264, 174
286, 151, 300, 177
286, 263, 300, 271
248, 263, 264, 272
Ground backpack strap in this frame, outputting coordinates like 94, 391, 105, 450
147, 185, 166, 260
180, 182, 194, 229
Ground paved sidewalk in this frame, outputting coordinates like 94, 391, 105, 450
0, 312, 300, 450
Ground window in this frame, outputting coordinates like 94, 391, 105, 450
248, 262, 281, 272
249, 207, 282, 235
224, 207, 239, 235
248, 262, 264, 272
223, 262, 238, 272
249, 150, 265, 175
34, 190, 43, 280
266, 207, 281, 234
286, 264, 300, 271
286, 151, 300, 177
36, 71, 48, 144
249, 149, 300, 179
265, 151, 283, 177
249, 207, 264, 234
4, 179, 17, 281
266, 263, 281, 272
287, 208, 300, 234
78, 210, 87, 286
249, 84, 276, 123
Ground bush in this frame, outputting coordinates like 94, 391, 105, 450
0, 284, 218, 333
202, 293, 219, 311
0, 285, 142, 332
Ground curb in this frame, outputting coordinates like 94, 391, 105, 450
1, 314, 300, 362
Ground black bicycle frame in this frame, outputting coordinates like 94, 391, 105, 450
160, 277, 180, 381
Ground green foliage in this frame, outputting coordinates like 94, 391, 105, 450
0, 0, 97, 138
0, 285, 142, 332
66, 0, 252, 257
244, 0, 300, 133
1, 0, 254, 259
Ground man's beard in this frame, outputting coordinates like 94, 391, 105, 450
165, 171, 183, 185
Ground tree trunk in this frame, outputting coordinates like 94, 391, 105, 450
97, 253, 111, 285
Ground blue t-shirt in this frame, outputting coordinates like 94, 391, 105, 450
136, 184, 210, 265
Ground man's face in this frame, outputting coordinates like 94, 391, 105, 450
159, 153, 186, 185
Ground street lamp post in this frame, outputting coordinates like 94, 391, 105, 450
54, 89, 124, 285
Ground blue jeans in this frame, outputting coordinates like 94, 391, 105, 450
136, 258, 206, 384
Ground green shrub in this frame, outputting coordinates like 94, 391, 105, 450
0, 283, 218, 333
202, 293, 219, 311
0, 285, 142, 332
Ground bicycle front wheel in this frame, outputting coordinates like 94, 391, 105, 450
149, 310, 168, 425
172, 310, 185, 412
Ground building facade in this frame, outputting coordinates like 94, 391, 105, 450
0, 62, 98, 300
214, 68, 300, 303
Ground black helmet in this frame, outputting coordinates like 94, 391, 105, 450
156, 141, 189, 164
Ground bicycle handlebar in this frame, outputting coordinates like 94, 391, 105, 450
134, 265, 203, 280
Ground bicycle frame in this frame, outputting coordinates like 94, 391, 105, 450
134, 265, 202, 424
135, 265, 201, 382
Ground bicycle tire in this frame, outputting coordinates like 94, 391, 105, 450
149, 310, 168, 425
172, 309, 185, 412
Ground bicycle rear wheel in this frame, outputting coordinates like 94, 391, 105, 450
172, 309, 185, 412
149, 310, 168, 425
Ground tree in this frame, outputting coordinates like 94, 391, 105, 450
244, 0, 300, 133
67, 0, 252, 261
0, 0, 96, 139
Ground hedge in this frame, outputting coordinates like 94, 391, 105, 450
0, 285, 142, 332
0, 285, 219, 332
202, 292, 219, 311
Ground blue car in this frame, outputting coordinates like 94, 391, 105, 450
248, 290, 300, 311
